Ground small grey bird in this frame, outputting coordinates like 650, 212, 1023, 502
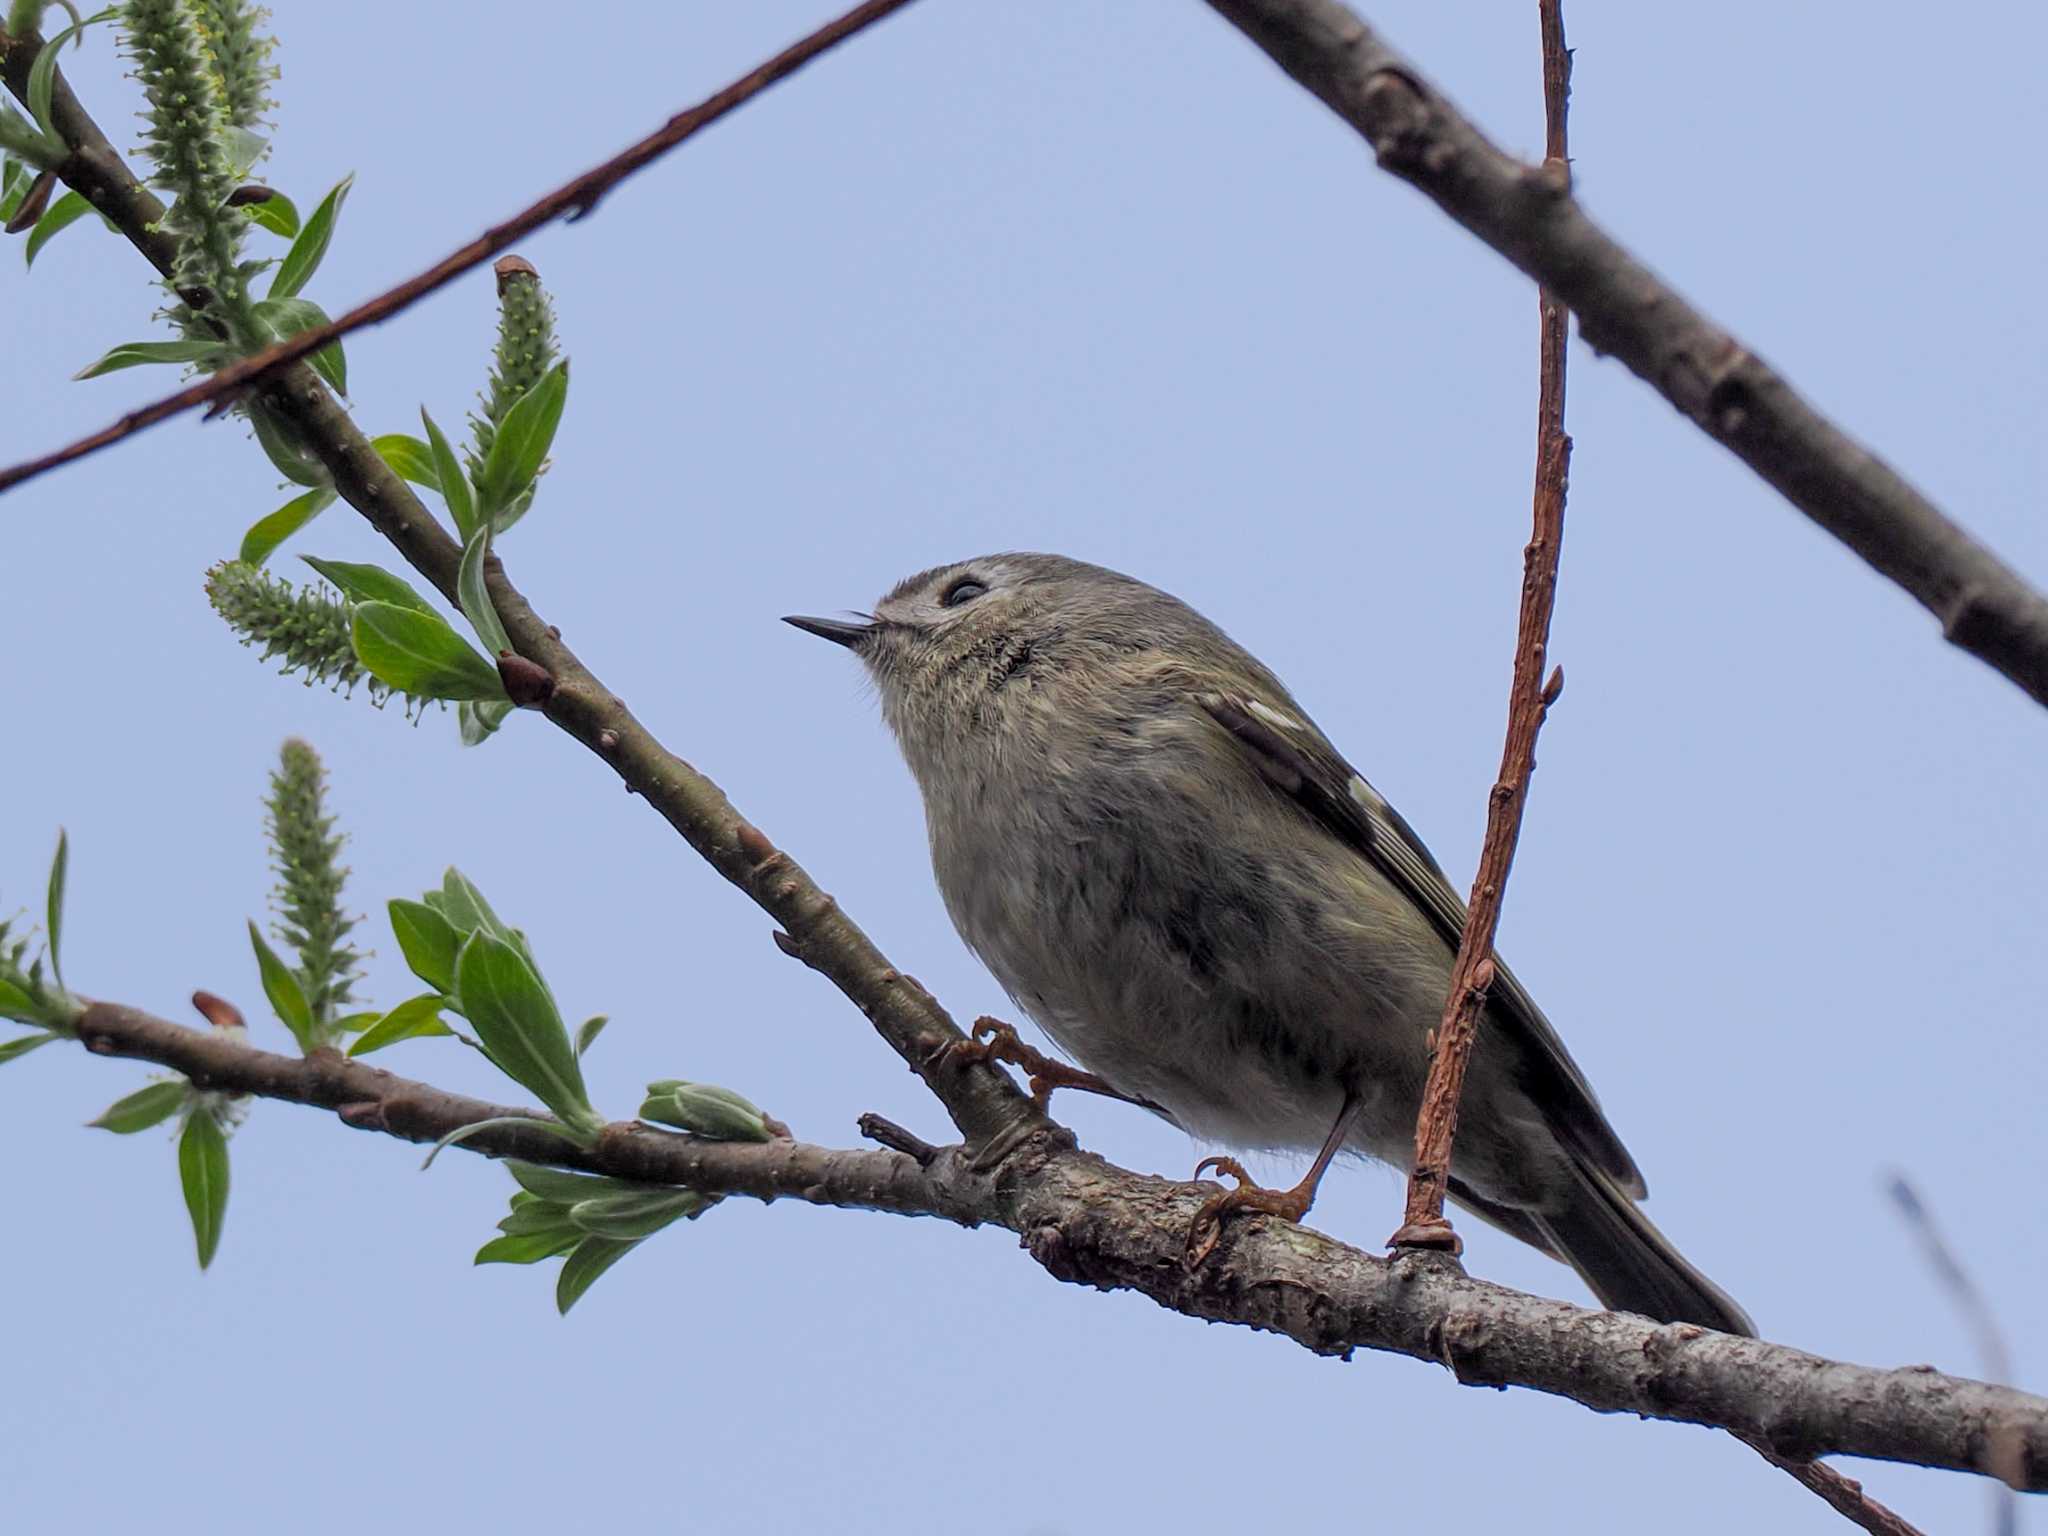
787, 553, 1752, 1335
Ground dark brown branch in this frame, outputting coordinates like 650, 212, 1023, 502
0, 32, 1039, 1162
1201, 0, 2048, 709
63, 997, 2048, 1491
1394, 2, 1571, 1250
0, 0, 920, 495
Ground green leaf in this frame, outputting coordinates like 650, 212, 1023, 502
25, 188, 90, 267
497, 1201, 579, 1238
179, 1108, 230, 1270
238, 487, 336, 566
349, 601, 505, 702
248, 403, 330, 489
88, 1080, 187, 1133
25, 15, 87, 138
71, 335, 224, 379
300, 556, 437, 615
574, 1015, 607, 1058
434, 869, 519, 949
345, 993, 451, 1058
0, 1031, 56, 1065
420, 1113, 585, 1170
566, 1188, 704, 1241
251, 296, 346, 396
556, 1235, 640, 1314
370, 432, 440, 493
457, 524, 512, 660
455, 930, 599, 1138
638, 1082, 773, 1142
503, 1160, 644, 1204
268, 172, 352, 299
475, 361, 567, 526
244, 190, 299, 239
330, 1010, 380, 1034
475, 1230, 580, 1266
0, 980, 40, 1024
222, 126, 267, 179
387, 899, 461, 993
247, 920, 315, 1052
420, 408, 474, 540
44, 828, 67, 990
457, 698, 514, 747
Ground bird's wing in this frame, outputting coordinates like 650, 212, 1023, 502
1193, 689, 1646, 1197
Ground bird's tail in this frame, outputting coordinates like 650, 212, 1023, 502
1535, 1161, 1755, 1337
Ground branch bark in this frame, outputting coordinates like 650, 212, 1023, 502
1201, 0, 2048, 709
65, 997, 2048, 1492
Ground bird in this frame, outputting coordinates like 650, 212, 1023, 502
786, 552, 1753, 1335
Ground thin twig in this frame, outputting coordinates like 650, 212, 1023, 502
1890, 1174, 2024, 1532
1744, 1440, 1931, 1536
0, 0, 919, 496
58, 995, 2048, 1487
1202, 0, 2048, 708
1392, 0, 1572, 1251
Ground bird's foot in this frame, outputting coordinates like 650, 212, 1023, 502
936, 1017, 1126, 1111
1183, 1156, 1320, 1269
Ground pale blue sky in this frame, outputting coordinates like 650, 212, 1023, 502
3, 3, 2041, 1532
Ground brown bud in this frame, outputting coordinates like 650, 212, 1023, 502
493, 254, 539, 292
191, 990, 246, 1031
496, 651, 555, 707
4, 170, 56, 235
227, 184, 277, 206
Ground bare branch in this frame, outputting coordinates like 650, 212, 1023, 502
0, 0, 921, 495
1201, 0, 2048, 709
1393, 0, 1571, 1252
64, 997, 2048, 1490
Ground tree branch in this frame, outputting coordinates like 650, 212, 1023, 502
0, 0, 922, 494
0, 27, 1041, 1161
1393, 0, 1571, 1252
1201, 0, 2048, 709
63, 997, 2048, 1492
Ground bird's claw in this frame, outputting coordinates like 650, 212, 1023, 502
1183, 1157, 1318, 1270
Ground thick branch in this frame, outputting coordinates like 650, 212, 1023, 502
66, 998, 2048, 1491
1202, 0, 2048, 708
0, 0, 921, 493
1, 40, 1038, 1159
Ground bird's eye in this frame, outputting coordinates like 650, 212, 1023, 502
940, 577, 988, 608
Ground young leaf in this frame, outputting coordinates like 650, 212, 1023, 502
457, 698, 515, 747
387, 899, 461, 994
25, 188, 91, 266
420, 409, 474, 540
566, 1189, 704, 1241
498, 1201, 580, 1239
349, 602, 506, 702
248, 404, 331, 489
455, 931, 599, 1139
504, 1160, 643, 1203
244, 190, 299, 239
345, 993, 451, 1058
574, 1015, 607, 1058
457, 524, 512, 660
300, 556, 437, 616
247, 920, 315, 1052
251, 296, 346, 396
268, 172, 352, 299
556, 1235, 640, 1314
0, 981, 41, 1024
474, 361, 567, 526
238, 487, 336, 566
370, 433, 440, 493
475, 1231, 580, 1266
0, 1031, 55, 1065
72, 337, 223, 380
179, 1108, 230, 1270
45, 828, 67, 989
638, 1083, 772, 1142
25, 15, 89, 137
88, 1080, 187, 1133
435, 869, 518, 948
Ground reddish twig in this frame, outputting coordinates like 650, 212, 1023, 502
1744, 1440, 1929, 1536
1391, 0, 1572, 1251
0, 0, 918, 497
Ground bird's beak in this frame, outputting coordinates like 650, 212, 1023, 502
782, 614, 874, 650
